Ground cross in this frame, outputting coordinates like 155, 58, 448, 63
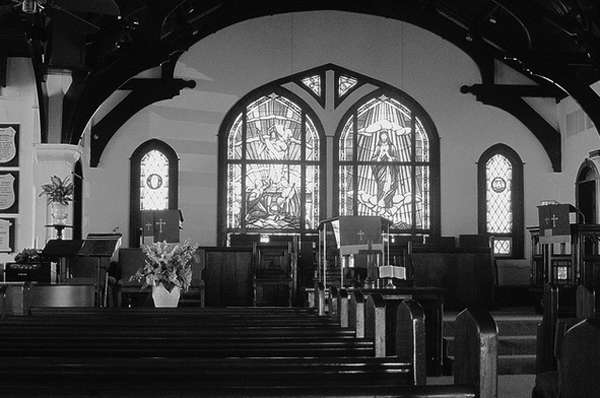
145, 223, 153, 233
357, 230, 365, 242
550, 214, 559, 228
156, 219, 167, 234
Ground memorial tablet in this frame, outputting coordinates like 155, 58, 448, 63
0, 124, 18, 166
0, 171, 18, 213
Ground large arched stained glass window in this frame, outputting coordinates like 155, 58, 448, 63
478, 144, 523, 258
336, 91, 439, 236
221, 91, 323, 242
130, 139, 179, 247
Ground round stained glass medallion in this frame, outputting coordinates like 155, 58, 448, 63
491, 177, 507, 193
146, 173, 163, 190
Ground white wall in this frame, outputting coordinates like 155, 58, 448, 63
81, 11, 577, 277
0, 58, 40, 258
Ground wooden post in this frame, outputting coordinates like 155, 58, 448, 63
329, 286, 339, 319
316, 282, 326, 316
453, 307, 498, 398
396, 299, 426, 385
349, 291, 366, 338
576, 285, 597, 319
338, 289, 349, 328
366, 293, 386, 357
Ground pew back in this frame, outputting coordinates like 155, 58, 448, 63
559, 318, 600, 398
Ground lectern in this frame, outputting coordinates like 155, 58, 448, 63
78, 233, 121, 307
317, 216, 393, 289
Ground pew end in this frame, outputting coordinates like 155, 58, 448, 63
453, 307, 498, 398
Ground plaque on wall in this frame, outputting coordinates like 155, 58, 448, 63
0, 171, 17, 213
0, 218, 15, 253
0, 124, 18, 167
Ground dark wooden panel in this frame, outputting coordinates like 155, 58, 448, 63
200, 248, 253, 307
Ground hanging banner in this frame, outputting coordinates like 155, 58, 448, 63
538, 204, 571, 244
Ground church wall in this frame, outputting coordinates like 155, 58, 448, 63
83, 11, 568, 279
0, 58, 40, 260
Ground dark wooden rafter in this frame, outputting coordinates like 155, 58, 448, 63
0, 54, 6, 87
61, 1, 190, 145
462, 83, 562, 172
28, 36, 48, 143
89, 73, 195, 167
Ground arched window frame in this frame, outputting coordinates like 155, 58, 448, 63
477, 143, 524, 258
217, 86, 326, 245
129, 139, 179, 247
334, 88, 441, 238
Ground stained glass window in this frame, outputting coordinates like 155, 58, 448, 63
130, 139, 178, 247
339, 75, 358, 97
486, 154, 512, 234
223, 92, 322, 239
338, 93, 437, 235
140, 150, 169, 210
478, 144, 523, 258
301, 75, 321, 97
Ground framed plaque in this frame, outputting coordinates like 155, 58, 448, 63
0, 124, 18, 167
0, 218, 15, 253
0, 171, 18, 213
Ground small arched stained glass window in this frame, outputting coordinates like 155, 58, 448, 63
478, 144, 523, 258
486, 154, 512, 255
140, 149, 169, 210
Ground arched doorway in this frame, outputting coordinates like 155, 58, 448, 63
576, 159, 599, 224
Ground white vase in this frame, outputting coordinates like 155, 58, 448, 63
49, 202, 69, 225
152, 284, 180, 308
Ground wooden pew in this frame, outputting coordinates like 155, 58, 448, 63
396, 299, 427, 386
0, 305, 496, 397
558, 318, 600, 398
349, 290, 366, 338
576, 285, 597, 319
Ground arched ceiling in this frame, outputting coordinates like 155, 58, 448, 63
1, 0, 599, 157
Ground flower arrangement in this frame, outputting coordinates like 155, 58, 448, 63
130, 240, 199, 292
39, 175, 74, 205
14, 248, 42, 264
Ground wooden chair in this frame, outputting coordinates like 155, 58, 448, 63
252, 242, 297, 306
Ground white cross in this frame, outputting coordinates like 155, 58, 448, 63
145, 223, 153, 232
357, 230, 365, 242
156, 219, 167, 234
551, 214, 559, 228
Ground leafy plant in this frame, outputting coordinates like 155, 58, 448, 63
129, 240, 199, 292
39, 175, 74, 205
14, 248, 42, 264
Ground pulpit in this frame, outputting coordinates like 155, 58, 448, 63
529, 203, 600, 373
317, 216, 395, 289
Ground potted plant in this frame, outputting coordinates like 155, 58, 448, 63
39, 175, 74, 225
129, 240, 199, 307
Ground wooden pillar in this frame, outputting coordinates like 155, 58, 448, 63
396, 299, 426, 385
349, 291, 365, 338
329, 286, 339, 319
338, 288, 349, 328
454, 308, 498, 398
365, 293, 386, 357
316, 282, 326, 316
576, 285, 597, 319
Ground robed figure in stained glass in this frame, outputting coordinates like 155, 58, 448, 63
357, 119, 412, 221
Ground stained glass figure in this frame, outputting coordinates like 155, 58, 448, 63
301, 75, 321, 97
225, 93, 321, 236
486, 154, 512, 234
338, 75, 358, 97
339, 94, 431, 232
140, 149, 169, 210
